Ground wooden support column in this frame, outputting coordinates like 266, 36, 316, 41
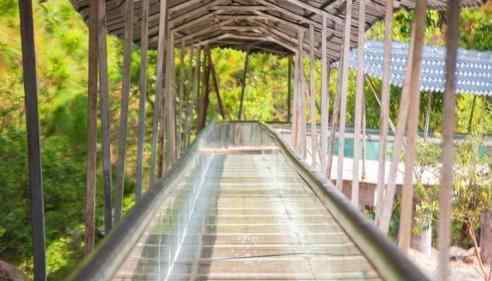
237, 51, 251, 120
114, 0, 134, 223
97, 0, 113, 232
336, 0, 352, 189
136, 0, 149, 201
177, 42, 185, 157
352, 0, 365, 207
19, 0, 47, 278
84, 0, 98, 256
287, 56, 292, 123
399, 0, 428, 252
438, 1, 459, 279
375, 0, 394, 216
166, 32, 177, 163
309, 24, 318, 167
320, 15, 329, 172
149, 0, 167, 188
296, 31, 306, 158
197, 47, 210, 130
377, 25, 416, 232
209, 55, 226, 119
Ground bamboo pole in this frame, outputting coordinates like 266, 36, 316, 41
374, 0, 394, 215
320, 15, 329, 172
399, 0, 428, 251
97, 0, 112, 233
149, 0, 167, 188
114, 0, 134, 223
19, 0, 46, 277
83, 0, 98, 256
237, 51, 251, 120
352, 0, 365, 207
336, 0, 352, 189
438, 1, 460, 280
309, 24, 318, 167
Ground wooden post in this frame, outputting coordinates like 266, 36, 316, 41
287, 56, 292, 123
424, 91, 433, 140
309, 24, 318, 167
136, 0, 149, 201
326, 61, 342, 179
336, 0, 352, 189
399, 0, 428, 252
84, 0, 98, 256
481, 211, 492, 266
438, 1, 459, 279
149, 0, 167, 188
197, 47, 210, 130
19, 0, 47, 278
114, 0, 134, 223
237, 51, 251, 120
352, 0, 365, 207
209, 55, 226, 119
296, 31, 306, 158
320, 15, 329, 172
375, 0, 394, 216
97, 0, 113, 233
176, 42, 185, 157
183, 47, 196, 147
166, 32, 177, 163
468, 95, 477, 133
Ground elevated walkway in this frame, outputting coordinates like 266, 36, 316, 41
68, 122, 430, 281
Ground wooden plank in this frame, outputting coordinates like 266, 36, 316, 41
437, 1, 460, 279
97, 0, 113, 233
114, 0, 134, 223
18, 0, 47, 278
399, 0, 429, 252
352, 0, 365, 207
320, 15, 329, 172
209, 54, 226, 119
136, 0, 149, 201
309, 24, 318, 167
84, 0, 98, 256
375, 0, 394, 214
336, 0, 352, 190
237, 51, 251, 120
148, 0, 167, 188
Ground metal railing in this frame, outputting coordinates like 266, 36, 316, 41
67, 121, 430, 281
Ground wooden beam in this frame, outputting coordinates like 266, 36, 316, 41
375, 0, 394, 221
438, 1, 460, 279
309, 24, 318, 167
320, 15, 329, 172
84, 0, 98, 256
377, 24, 416, 233
209, 54, 226, 119
166, 32, 177, 162
114, 0, 133, 223
336, 0, 353, 190
352, 0, 365, 207
97, 0, 113, 233
237, 51, 251, 120
19, 0, 47, 278
149, 0, 167, 188
136, 0, 149, 201
197, 47, 210, 130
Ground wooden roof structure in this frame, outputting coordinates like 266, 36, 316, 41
70, 0, 483, 60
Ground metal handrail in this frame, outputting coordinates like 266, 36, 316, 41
67, 121, 431, 281
257, 121, 431, 281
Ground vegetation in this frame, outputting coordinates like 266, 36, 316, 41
0, 0, 491, 279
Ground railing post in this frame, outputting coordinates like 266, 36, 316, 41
18, 0, 46, 278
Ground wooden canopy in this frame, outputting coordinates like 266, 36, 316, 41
70, 0, 483, 59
